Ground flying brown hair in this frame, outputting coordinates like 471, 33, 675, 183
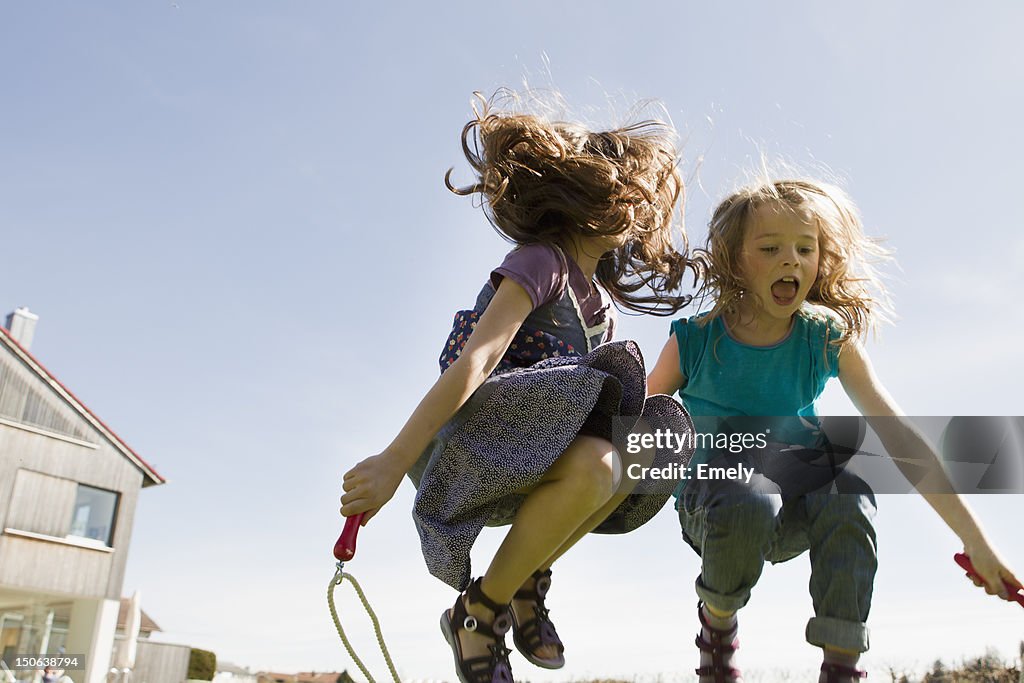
446, 92, 695, 316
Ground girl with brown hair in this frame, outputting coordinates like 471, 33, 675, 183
340, 91, 697, 682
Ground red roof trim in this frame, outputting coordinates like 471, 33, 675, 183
0, 325, 165, 486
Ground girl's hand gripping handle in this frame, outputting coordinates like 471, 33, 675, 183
335, 513, 366, 562
954, 552, 1024, 607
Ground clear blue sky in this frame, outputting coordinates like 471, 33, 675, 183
1, 2, 1022, 680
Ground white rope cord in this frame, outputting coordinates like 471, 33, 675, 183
327, 565, 401, 683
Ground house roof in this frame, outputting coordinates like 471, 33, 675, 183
258, 673, 345, 683
0, 325, 165, 487
116, 597, 161, 633
295, 674, 342, 683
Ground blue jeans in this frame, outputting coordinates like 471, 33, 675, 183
678, 465, 877, 653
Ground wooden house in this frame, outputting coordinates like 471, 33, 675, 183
0, 309, 165, 683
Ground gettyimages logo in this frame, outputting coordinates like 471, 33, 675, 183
613, 415, 1024, 494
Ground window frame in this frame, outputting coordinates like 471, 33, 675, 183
67, 483, 120, 547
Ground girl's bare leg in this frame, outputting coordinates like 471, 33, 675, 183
453, 435, 619, 663
504, 430, 657, 661
538, 431, 656, 568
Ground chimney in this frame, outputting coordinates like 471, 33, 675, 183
4, 307, 39, 351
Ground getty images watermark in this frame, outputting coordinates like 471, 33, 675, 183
623, 428, 770, 484
612, 416, 1024, 494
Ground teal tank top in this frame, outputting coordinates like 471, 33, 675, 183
670, 310, 843, 490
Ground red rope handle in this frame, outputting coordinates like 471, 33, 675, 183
954, 552, 1024, 607
335, 513, 366, 561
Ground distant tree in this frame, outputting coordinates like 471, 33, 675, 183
187, 649, 217, 681
924, 658, 950, 682
964, 648, 1004, 674
885, 667, 912, 683
336, 672, 355, 683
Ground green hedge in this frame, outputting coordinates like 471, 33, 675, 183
187, 648, 216, 681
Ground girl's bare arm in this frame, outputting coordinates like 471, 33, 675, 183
647, 332, 686, 397
838, 340, 1021, 596
341, 278, 533, 522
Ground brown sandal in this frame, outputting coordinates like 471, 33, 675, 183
820, 663, 867, 681
695, 603, 742, 683
440, 578, 514, 683
510, 568, 565, 669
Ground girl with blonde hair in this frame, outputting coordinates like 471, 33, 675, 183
648, 178, 1020, 683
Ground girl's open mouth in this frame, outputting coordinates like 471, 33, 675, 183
771, 276, 799, 306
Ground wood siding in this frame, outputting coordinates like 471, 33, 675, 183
131, 641, 191, 683
5, 469, 77, 537
0, 354, 96, 444
0, 387, 144, 598
0, 535, 114, 597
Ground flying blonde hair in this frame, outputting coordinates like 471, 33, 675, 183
693, 178, 893, 345
446, 90, 695, 315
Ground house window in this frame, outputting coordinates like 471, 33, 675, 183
47, 621, 68, 655
68, 484, 119, 546
1, 613, 23, 668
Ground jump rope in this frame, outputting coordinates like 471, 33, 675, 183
324, 515, 1022, 682
329, 512, 402, 683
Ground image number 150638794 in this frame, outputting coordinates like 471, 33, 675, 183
8, 655, 86, 671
